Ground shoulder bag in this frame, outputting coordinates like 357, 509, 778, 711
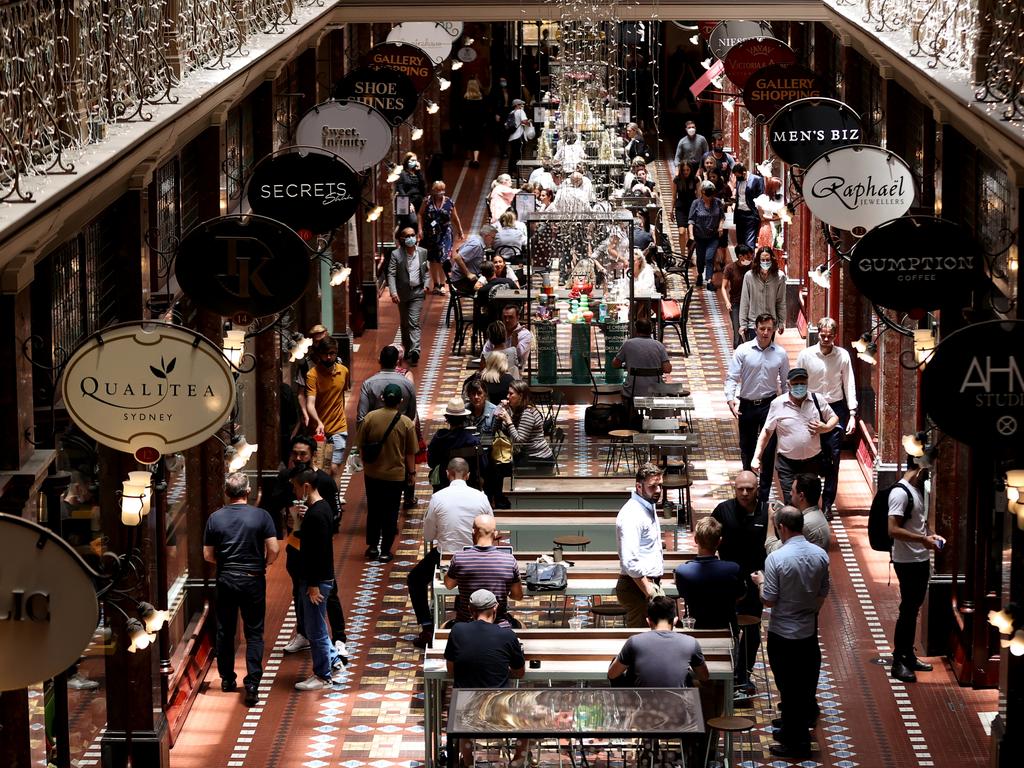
361, 412, 401, 464
525, 562, 568, 592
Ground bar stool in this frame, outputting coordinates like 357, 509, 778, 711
553, 535, 591, 552
589, 601, 627, 627
736, 614, 772, 708
604, 429, 640, 475
704, 716, 755, 768
660, 472, 693, 530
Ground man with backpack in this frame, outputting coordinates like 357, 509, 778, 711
506, 98, 532, 181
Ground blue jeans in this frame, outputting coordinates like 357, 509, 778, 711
300, 579, 340, 680
694, 237, 718, 283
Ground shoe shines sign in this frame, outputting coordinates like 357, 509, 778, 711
922, 320, 1024, 448
800, 145, 916, 236
0, 514, 99, 691
335, 66, 419, 126
61, 323, 236, 461
707, 20, 775, 60
768, 98, 862, 168
296, 100, 393, 173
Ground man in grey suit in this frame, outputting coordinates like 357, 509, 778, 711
388, 225, 429, 367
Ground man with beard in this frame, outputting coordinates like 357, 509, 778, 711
615, 463, 666, 627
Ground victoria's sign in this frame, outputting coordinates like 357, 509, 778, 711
61, 323, 236, 460
176, 214, 312, 322
245, 147, 360, 234
922, 320, 1024, 449
801, 145, 916, 236
768, 98, 863, 167
0, 514, 100, 691
850, 217, 983, 311
335, 66, 419, 125
295, 100, 393, 172
361, 43, 435, 92
723, 37, 795, 91
386, 21, 457, 65
708, 20, 776, 60
743, 64, 827, 121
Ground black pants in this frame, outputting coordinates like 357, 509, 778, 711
738, 398, 776, 502
736, 588, 763, 684
893, 560, 930, 661
508, 138, 523, 182
734, 210, 759, 250
775, 453, 822, 507
215, 571, 266, 689
365, 475, 405, 554
408, 548, 442, 626
767, 630, 820, 749
327, 580, 347, 643
821, 400, 849, 510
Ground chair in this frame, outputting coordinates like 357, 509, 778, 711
549, 426, 566, 474
658, 444, 693, 529
446, 273, 476, 355
626, 367, 664, 400
604, 429, 641, 475
588, 364, 624, 406
704, 716, 755, 768
494, 244, 523, 266
589, 602, 628, 627
660, 286, 694, 356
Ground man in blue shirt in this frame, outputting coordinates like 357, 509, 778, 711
450, 225, 497, 294
674, 517, 745, 631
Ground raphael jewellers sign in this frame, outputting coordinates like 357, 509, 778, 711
61, 323, 236, 461
801, 145, 916, 236
922, 321, 1024, 449
0, 514, 100, 691
295, 100, 393, 173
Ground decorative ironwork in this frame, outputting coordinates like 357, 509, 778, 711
862, 0, 907, 34
908, 0, 979, 70
976, 0, 1024, 122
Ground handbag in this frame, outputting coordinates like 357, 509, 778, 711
522, 123, 536, 141
429, 463, 443, 487
525, 562, 568, 592
660, 299, 681, 321
491, 432, 514, 464
361, 412, 401, 464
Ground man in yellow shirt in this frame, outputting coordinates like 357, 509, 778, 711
306, 339, 350, 481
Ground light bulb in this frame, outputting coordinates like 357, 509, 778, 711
857, 345, 878, 365
223, 329, 246, 367
901, 434, 925, 457
809, 266, 831, 288
1005, 469, 1024, 488
1008, 486, 1020, 503
438, 77, 451, 91
701, 58, 712, 70
426, 101, 440, 115
366, 205, 384, 222
1010, 629, 1024, 656
411, 126, 424, 141
740, 126, 752, 143
451, 60, 462, 70
387, 164, 402, 183
139, 602, 168, 633
989, 608, 1015, 635
723, 98, 735, 114
689, 34, 699, 45
120, 481, 147, 526
127, 619, 155, 652
852, 336, 869, 354
330, 263, 345, 286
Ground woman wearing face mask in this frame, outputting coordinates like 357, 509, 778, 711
672, 161, 699, 262
418, 180, 464, 295
739, 246, 786, 341
687, 180, 725, 291
395, 152, 425, 231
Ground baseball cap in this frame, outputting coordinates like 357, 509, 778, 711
787, 367, 809, 381
382, 383, 403, 404
512, 98, 526, 106
469, 589, 498, 610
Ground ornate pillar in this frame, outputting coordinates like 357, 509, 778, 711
0, 258, 34, 470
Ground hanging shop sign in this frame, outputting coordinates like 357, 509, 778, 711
176, 214, 312, 323
387, 21, 456, 65
708, 20, 776, 60
922, 320, 1024, 448
0, 514, 100, 691
849, 217, 983, 312
723, 37, 795, 92
335, 66, 419, 126
245, 147, 360, 234
457, 46, 478, 63
61, 322, 237, 461
801, 145, 916, 236
743, 64, 828, 121
295, 100, 393, 172
361, 43, 434, 92
768, 98, 863, 167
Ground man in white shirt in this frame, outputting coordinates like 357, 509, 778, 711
481, 304, 533, 366
408, 458, 493, 648
765, 474, 831, 553
507, 98, 531, 181
615, 463, 665, 627
796, 318, 858, 515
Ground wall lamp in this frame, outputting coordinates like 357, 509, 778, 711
1006, 469, 1024, 530
118, 470, 154, 526
425, 100, 440, 115
329, 263, 352, 286
226, 435, 258, 472
988, 602, 1024, 656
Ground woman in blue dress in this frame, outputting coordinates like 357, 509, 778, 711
418, 179, 464, 295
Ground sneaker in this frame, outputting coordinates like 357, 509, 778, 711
335, 640, 350, 663
295, 675, 330, 691
283, 634, 310, 654
365, 546, 380, 560
220, 679, 237, 692
244, 686, 259, 706
378, 552, 394, 563
67, 672, 99, 691
412, 626, 434, 649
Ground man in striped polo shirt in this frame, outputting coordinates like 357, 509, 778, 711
444, 514, 523, 626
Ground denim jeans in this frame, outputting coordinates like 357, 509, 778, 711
694, 237, 718, 283
299, 579, 340, 680
215, 571, 266, 689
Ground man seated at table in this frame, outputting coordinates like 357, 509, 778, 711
481, 304, 533, 367
607, 595, 709, 687
444, 514, 523, 626
612, 318, 671, 399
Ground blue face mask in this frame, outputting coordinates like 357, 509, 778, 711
404, 236, 417, 247
790, 384, 808, 398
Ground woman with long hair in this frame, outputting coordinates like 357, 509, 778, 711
757, 176, 784, 248
480, 349, 515, 404
491, 253, 520, 288
418, 180, 464, 295
395, 152, 425, 231
687, 180, 725, 291
489, 173, 517, 224
672, 161, 699, 261
738, 246, 787, 341
461, 78, 486, 168
496, 381, 554, 464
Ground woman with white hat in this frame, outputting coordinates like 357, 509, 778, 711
426, 396, 485, 491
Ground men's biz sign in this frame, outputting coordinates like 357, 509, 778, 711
743, 64, 827, 121
707, 20, 775, 60
768, 98, 862, 167
850, 217, 983, 311
801, 145, 916, 236
176, 214, 312, 322
922, 320, 1024, 449
335, 66, 419, 126
245, 147, 360, 234
723, 37, 795, 91
61, 323, 237, 460
295, 100, 393, 172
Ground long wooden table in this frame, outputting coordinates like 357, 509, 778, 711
505, 476, 635, 509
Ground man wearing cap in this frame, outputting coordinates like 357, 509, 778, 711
387, 225, 429, 367
752, 368, 838, 507
616, 463, 666, 627
355, 383, 418, 562
427, 397, 486, 492
445, 513, 523, 625
506, 97, 532, 181
357, 346, 418, 425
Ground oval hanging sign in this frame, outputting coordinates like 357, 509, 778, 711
723, 37, 795, 92
849, 217, 983, 311
922, 320, 1024, 449
801, 145, 916, 236
361, 43, 435, 92
387, 21, 456, 65
768, 98, 863, 167
457, 46, 478, 63
245, 147, 360, 234
0, 514, 100, 691
708, 20, 776, 60
743, 63, 828, 121
176, 214, 312, 323
60, 322, 237, 459
335, 66, 419, 126
295, 100, 393, 172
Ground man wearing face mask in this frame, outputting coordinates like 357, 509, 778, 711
673, 120, 708, 167
751, 368, 838, 507
387, 226, 429, 367
701, 138, 734, 177
732, 164, 764, 250
615, 463, 666, 627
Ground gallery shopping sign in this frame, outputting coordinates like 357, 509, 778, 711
768, 98, 863, 167
61, 323, 236, 461
0, 514, 100, 691
361, 43, 435, 92
800, 145, 916, 236
922, 320, 1024, 449
295, 100, 393, 173
743, 64, 828, 121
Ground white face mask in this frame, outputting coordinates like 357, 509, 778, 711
687, 127, 696, 137
760, 260, 773, 271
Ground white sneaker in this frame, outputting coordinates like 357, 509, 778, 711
67, 672, 99, 691
335, 640, 349, 662
283, 634, 310, 653
294, 675, 329, 691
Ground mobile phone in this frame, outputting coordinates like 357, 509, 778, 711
529, 659, 541, 669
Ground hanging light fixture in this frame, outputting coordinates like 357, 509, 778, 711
222, 329, 246, 368
227, 436, 258, 472
120, 481, 146, 526
989, 607, 1016, 635
913, 328, 936, 367
387, 163, 403, 183
329, 263, 352, 287
901, 432, 927, 457
1007, 630, 1024, 656
700, 58, 712, 70
366, 204, 384, 222
723, 98, 735, 114
438, 77, 451, 91
126, 618, 156, 653
739, 126, 753, 143
426, 100, 440, 115
411, 126, 424, 141
286, 334, 313, 363
689, 34, 700, 45
809, 264, 831, 289
138, 602, 168, 633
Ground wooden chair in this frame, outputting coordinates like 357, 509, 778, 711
704, 716, 755, 768
660, 285, 694, 356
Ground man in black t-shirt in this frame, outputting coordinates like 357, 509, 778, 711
203, 473, 279, 706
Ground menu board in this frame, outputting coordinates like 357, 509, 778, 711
603, 322, 629, 384
535, 322, 558, 384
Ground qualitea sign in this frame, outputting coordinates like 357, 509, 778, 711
361, 43, 434, 92
708, 20, 776, 60
922, 320, 1024, 449
386, 21, 457, 65
61, 323, 237, 460
335, 66, 419, 126
0, 514, 100, 691
295, 100, 393, 173
723, 37, 795, 91
743, 64, 827, 121
768, 98, 863, 167
801, 145, 916, 236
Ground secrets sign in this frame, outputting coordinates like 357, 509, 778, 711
768, 98, 863, 167
743, 64, 827, 121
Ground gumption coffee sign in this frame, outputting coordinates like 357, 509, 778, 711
296, 100, 393, 173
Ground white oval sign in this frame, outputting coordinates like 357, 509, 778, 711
60, 323, 237, 460
295, 100, 393, 173
801, 145, 916, 236
0, 514, 100, 691
387, 21, 455, 65
708, 20, 776, 60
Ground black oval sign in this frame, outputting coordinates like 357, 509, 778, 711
334, 66, 418, 126
849, 217, 983, 312
743, 63, 829, 121
175, 214, 312, 322
922, 320, 1024, 450
360, 43, 434, 92
245, 148, 360, 234
768, 98, 863, 167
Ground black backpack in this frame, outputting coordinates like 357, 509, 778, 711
505, 110, 518, 133
868, 482, 912, 552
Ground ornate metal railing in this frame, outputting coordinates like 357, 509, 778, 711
976, 0, 1024, 122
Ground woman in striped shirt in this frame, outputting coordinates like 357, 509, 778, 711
496, 381, 554, 465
